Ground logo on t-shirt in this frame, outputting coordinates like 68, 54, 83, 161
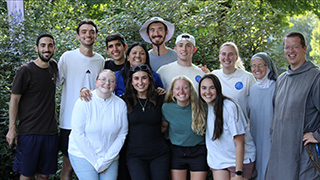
195, 75, 202, 83
235, 81, 243, 90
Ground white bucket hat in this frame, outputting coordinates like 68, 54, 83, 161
139, 17, 175, 44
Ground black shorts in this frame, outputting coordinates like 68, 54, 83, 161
13, 134, 59, 176
59, 129, 71, 157
171, 144, 208, 171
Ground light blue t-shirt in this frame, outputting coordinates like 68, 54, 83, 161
162, 102, 205, 147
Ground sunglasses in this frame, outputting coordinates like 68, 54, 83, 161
131, 64, 150, 72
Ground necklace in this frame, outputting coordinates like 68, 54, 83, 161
137, 98, 148, 112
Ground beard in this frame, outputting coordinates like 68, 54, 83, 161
150, 35, 165, 46
38, 51, 54, 62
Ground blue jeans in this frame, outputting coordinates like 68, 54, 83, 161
69, 153, 118, 180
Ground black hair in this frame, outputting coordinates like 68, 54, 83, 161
121, 42, 153, 86
76, 19, 98, 35
36, 33, 55, 46
284, 31, 306, 47
106, 33, 126, 48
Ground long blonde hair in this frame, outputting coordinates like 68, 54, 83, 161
164, 75, 206, 135
219, 42, 245, 70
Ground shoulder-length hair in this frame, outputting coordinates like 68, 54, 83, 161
121, 42, 153, 86
164, 75, 206, 135
121, 64, 158, 113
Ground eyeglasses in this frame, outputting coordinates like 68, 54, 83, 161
251, 64, 266, 68
98, 78, 116, 84
284, 45, 301, 50
131, 64, 150, 72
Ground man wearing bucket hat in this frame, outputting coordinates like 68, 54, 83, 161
157, 33, 205, 91
140, 17, 177, 71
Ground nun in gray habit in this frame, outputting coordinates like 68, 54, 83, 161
247, 52, 278, 180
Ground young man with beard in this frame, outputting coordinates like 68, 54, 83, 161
157, 33, 205, 91
104, 33, 128, 72
6, 33, 59, 180
266, 32, 320, 180
58, 19, 105, 180
139, 17, 177, 71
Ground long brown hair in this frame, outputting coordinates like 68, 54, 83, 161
197, 74, 237, 140
121, 64, 158, 113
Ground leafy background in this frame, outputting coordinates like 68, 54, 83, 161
0, 0, 319, 179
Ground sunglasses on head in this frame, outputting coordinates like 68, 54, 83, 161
131, 64, 150, 72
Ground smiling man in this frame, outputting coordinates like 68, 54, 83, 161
57, 19, 105, 180
266, 32, 320, 180
6, 34, 58, 180
157, 33, 204, 91
104, 33, 127, 72
139, 17, 177, 71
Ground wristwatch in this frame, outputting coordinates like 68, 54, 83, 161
235, 171, 243, 175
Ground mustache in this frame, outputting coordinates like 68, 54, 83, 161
152, 35, 163, 38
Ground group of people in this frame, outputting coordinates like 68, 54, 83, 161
6, 16, 320, 180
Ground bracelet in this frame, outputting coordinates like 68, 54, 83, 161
235, 171, 243, 175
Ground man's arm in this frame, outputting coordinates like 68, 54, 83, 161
6, 93, 21, 148
303, 74, 320, 145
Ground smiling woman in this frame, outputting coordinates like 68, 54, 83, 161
161, 75, 208, 180
248, 52, 278, 180
121, 64, 170, 180
212, 42, 256, 116
68, 69, 128, 180
114, 42, 164, 96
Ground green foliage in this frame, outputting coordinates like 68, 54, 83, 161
310, 18, 320, 64
95, 0, 287, 71
287, 13, 318, 61
0, 3, 23, 179
266, 0, 320, 19
272, 12, 320, 69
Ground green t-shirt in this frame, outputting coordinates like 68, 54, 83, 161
162, 102, 205, 147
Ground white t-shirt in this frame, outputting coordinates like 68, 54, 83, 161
58, 49, 105, 129
206, 99, 256, 169
68, 90, 128, 173
212, 69, 256, 116
157, 61, 205, 91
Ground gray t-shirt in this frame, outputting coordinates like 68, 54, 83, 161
149, 47, 177, 71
